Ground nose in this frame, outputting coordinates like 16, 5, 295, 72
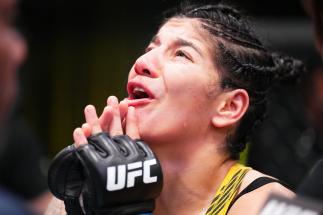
134, 62, 152, 77
133, 52, 159, 78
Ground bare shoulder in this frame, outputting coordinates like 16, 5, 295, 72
227, 169, 295, 215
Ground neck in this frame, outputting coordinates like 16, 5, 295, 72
150, 135, 236, 215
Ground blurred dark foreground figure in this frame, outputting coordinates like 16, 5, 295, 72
296, 0, 323, 202
0, 188, 34, 215
0, 23, 36, 215
0, 0, 52, 214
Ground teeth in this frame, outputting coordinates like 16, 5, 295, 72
133, 87, 145, 93
132, 86, 149, 99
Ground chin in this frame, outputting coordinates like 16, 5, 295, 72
138, 124, 179, 149
137, 123, 155, 142
137, 123, 162, 145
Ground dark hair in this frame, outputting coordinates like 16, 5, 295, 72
163, 1, 306, 159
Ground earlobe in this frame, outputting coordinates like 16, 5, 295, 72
211, 89, 249, 128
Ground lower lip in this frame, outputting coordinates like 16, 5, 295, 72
127, 98, 154, 107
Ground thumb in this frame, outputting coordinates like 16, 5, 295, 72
126, 106, 140, 139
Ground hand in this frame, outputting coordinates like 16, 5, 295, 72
74, 96, 138, 145
48, 96, 139, 215
47, 144, 85, 215
76, 133, 163, 215
49, 96, 163, 215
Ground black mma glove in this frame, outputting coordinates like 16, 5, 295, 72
47, 144, 85, 215
76, 133, 163, 215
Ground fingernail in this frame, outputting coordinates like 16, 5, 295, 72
108, 96, 118, 105
85, 104, 94, 113
119, 100, 128, 108
128, 106, 135, 111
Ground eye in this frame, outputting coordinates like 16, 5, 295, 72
175, 50, 191, 61
145, 46, 153, 53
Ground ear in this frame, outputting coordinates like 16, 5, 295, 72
211, 89, 249, 128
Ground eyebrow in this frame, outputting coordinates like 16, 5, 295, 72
174, 38, 203, 56
149, 35, 203, 57
150, 35, 158, 44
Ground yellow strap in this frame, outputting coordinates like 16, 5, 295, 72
205, 163, 251, 215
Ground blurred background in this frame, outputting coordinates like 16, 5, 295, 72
17, 0, 320, 154
0, 0, 322, 213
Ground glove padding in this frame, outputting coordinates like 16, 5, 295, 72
76, 133, 163, 215
48, 133, 163, 215
47, 144, 85, 215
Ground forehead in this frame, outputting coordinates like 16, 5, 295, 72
155, 18, 213, 47
159, 18, 201, 34
155, 18, 219, 78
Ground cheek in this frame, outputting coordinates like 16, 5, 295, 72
164, 70, 209, 105
164, 77, 210, 120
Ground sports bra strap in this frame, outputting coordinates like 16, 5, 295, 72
205, 163, 251, 215
227, 176, 289, 211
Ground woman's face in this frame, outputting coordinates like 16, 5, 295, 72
127, 18, 221, 144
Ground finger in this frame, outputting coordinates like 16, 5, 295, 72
73, 127, 88, 147
119, 99, 128, 120
81, 123, 92, 137
119, 99, 128, 133
84, 105, 102, 134
126, 106, 140, 139
107, 96, 123, 136
99, 106, 113, 132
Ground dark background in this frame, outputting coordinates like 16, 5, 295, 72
14, 0, 322, 187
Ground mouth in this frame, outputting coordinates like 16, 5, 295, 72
127, 81, 155, 106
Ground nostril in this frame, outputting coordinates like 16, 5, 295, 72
134, 58, 155, 77
143, 69, 151, 76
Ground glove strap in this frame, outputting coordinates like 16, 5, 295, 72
64, 197, 85, 215
84, 199, 155, 215
103, 200, 155, 215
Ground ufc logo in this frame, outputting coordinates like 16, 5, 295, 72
106, 159, 158, 191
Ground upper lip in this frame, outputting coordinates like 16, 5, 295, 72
127, 80, 155, 99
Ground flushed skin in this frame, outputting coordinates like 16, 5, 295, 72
45, 2, 303, 215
